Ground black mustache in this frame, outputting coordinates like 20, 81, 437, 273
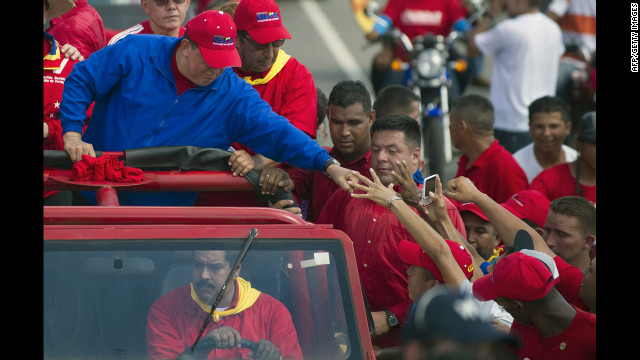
196, 279, 216, 289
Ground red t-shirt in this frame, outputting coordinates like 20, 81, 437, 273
46, 0, 106, 58
456, 139, 529, 204
146, 282, 303, 360
382, 0, 465, 61
529, 163, 596, 206
510, 306, 596, 360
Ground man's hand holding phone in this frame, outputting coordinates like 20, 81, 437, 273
421, 174, 437, 207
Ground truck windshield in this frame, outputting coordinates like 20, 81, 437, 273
44, 238, 364, 360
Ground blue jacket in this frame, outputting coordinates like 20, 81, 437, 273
60, 34, 330, 205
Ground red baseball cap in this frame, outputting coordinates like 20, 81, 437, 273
234, 0, 292, 44
398, 239, 474, 283
458, 202, 489, 222
500, 190, 550, 229
184, 10, 242, 68
472, 251, 560, 302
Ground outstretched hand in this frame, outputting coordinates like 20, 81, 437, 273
326, 164, 360, 193
348, 168, 398, 207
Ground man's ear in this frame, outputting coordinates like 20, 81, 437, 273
140, 0, 152, 15
412, 147, 421, 168
426, 278, 441, 291
584, 235, 596, 250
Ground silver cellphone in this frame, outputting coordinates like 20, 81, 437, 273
421, 174, 437, 206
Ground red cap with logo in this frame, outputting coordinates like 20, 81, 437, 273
398, 239, 474, 283
500, 190, 550, 229
458, 202, 489, 222
472, 251, 560, 302
234, 0, 292, 44
185, 10, 242, 68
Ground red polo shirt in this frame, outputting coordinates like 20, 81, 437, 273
456, 139, 529, 204
529, 163, 596, 206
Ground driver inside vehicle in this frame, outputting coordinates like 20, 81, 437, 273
146, 250, 303, 360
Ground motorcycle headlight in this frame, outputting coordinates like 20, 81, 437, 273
414, 49, 446, 79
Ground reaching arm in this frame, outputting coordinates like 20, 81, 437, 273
349, 169, 468, 288
389, 162, 484, 280
423, 175, 485, 280
444, 176, 556, 258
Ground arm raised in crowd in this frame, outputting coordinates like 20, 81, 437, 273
444, 176, 555, 259
389, 161, 484, 280
349, 169, 469, 289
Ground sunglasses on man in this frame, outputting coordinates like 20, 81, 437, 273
152, 0, 188, 6
241, 32, 286, 51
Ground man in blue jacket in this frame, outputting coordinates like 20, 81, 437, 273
60, 10, 355, 206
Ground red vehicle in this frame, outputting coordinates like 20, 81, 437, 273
43, 147, 377, 360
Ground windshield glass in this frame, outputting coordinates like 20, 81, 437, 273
44, 238, 364, 360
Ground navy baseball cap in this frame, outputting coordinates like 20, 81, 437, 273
405, 287, 520, 347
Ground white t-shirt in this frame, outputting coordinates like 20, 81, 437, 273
513, 142, 579, 183
475, 12, 564, 132
458, 279, 513, 327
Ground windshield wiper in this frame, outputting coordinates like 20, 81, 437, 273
190, 228, 258, 351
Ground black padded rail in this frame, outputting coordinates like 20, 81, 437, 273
44, 146, 298, 208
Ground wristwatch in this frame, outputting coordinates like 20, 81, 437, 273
385, 309, 398, 327
322, 158, 340, 177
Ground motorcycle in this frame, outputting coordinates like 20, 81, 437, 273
362, 0, 481, 176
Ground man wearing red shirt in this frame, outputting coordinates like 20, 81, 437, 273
107, 0, 190, 45
195, 0, 318, 207
286, 80, 374, 222
450, 94, 528, 204
444, 176, 591, 314
146, 250, 303, 360
473, 249, 596, 360
530, 111, 596, 206
232, 0, 317, 147
46, 0, 106, 58
316, 115, 466, 349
